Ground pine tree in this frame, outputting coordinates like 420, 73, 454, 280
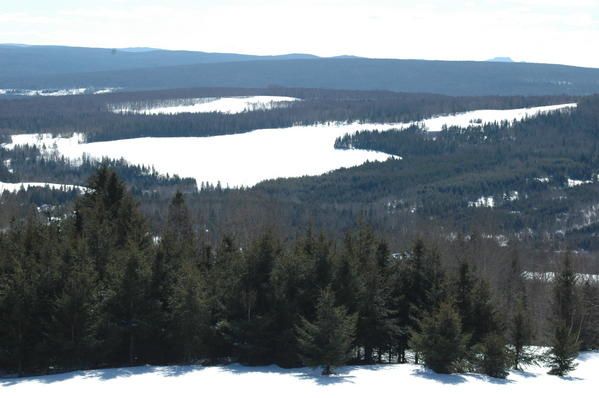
296, 287, 357, 375
168, 260, 209, 362
547, 256, 580, 376
476, 333, 510, 378
49, 239, 100, 369
233, 230, 280, 364
579, 281, 599, 350
510, 298, 533, 369
396, 240, 446, 364
411, 300, 468, 374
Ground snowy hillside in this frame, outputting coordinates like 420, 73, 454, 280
1, 352, 597, 398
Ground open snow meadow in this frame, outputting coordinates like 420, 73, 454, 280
111, 95, 300, 115
2, 102, 576, 189
1, 351, 597, 398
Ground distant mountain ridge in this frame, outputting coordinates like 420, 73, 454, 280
1, 45, 599, 96
0, 44, 320, 79
487, 57, 514, 63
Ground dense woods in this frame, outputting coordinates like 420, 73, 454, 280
1, 169, 597, 377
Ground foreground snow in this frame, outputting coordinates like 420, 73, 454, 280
0, 181, 86, 195
1, 351, 597, 398
112, 96, 300, 115
3, 103, 575, 188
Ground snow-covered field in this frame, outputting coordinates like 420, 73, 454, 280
112, 96, 300, 115
2, 103, 576, 188
0, 181, 86, 194
1, 351, 597, 398
413, 103, 576, 131
0, 88, 118, 96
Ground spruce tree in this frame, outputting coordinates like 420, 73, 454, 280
476, 333, 510, 379
580, 281, 599, 350
49, 239, 100, 369
411, 300, 468, 374
296, 287, 357, 375
547, 256, 580, 376
510, 298, 533, 370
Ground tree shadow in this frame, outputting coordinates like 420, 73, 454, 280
0, 365, 200, 387
410, 368, 468, 385
410, 367, 513, 385
220, 364, 356, 385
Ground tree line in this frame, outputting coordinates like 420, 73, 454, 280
0, 87, 572, 142
1, 168, 597, 377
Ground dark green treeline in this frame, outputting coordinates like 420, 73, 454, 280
1, 168, 597, 377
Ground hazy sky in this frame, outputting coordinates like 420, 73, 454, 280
2, 0, 598, 67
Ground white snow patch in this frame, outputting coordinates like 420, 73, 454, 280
469, 196, 495, 208
522, 271, 599, 284
415, 103, 576, 132
567, 178, 593, 188
0, 181, 87, 194
0, 88, 117, 96
3, 124, 402, 188
1, 352, 598, 398
112, 96, 300, 115
93, 87, 118, 95
504, 191, 519, 202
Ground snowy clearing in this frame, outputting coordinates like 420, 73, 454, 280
0, 88, 118, 97
112, 96, 300, 115
3, 103, 575, 188
567, 178, 594, 188
0, 181, 86, 195
413, 103, 576, 131
1, 351, 597, 398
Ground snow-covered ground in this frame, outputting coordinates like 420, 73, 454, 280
2, 124, 398, 187
112, 96, 300, 115
414, 103, 576, 131
1, 351, 597, 398
0, 181, 87, 194
2, 103, 576, 188
0, 88, 118, 97
522, 271, 599, 284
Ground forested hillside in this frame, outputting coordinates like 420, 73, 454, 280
2, 45, 599, 96
2, 169, 597, 377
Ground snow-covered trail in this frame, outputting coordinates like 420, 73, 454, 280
1, 351, 597, 398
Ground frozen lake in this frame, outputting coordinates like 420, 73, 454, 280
3, 103, 576, 188
112, 96, 300, 115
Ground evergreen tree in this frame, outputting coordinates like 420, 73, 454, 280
234, 231, 280, 364
168, 260, 209, 362
395, 240, 446, 364
510, 298, 534, 370
296, 287, 357, 375
411, 300, 468, 374
476, 333, 510, 379
547, 256, 580, 376
48, 239, 100, 369
579, 281, 599, 350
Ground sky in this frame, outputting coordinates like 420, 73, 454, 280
1, 0, 598, 68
